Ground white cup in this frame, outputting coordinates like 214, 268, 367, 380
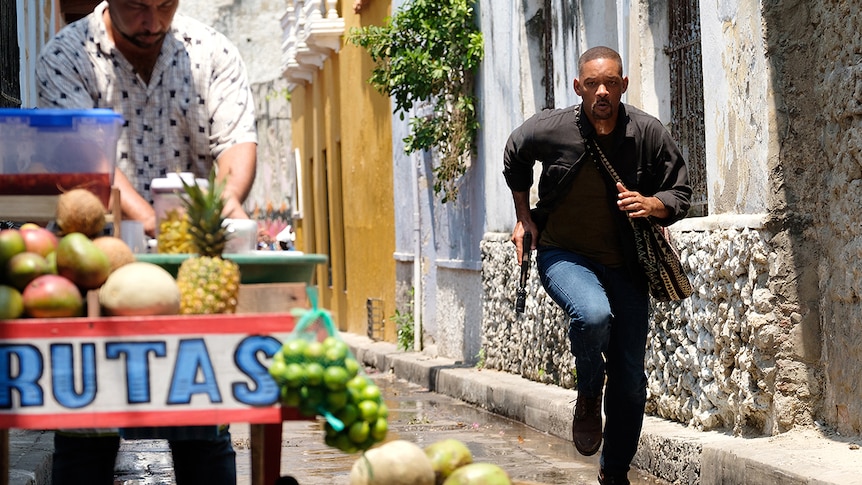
120, 220, 147, 253
223, 219, 258, 253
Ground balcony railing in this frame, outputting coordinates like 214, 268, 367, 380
281, 0, 344, 89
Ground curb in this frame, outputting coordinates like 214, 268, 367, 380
341, 332, 862, 485
7, 429, 53, 485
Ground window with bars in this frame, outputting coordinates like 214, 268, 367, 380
666, 0, 708, 217
1, 0, 21, 108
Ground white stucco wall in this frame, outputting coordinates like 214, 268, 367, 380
178, 0, 285, 85
700, 0, 773, 215
178, 0, 294, 216
479, 1, 536, 234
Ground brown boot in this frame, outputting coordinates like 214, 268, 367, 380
597, 470, 630, 484
572, 393, 602, 456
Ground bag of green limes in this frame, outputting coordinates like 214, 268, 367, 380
268, 297, 388, 453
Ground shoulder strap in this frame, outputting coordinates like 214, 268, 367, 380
585, 138, 624, 186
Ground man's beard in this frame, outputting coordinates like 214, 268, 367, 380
591, 101, 613, 120
119, 29, 167, 49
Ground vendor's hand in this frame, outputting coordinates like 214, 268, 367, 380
222, 194, 249, 220
142, 215, 157, 238
615, 182, 669, 220
510, 220, 537, 265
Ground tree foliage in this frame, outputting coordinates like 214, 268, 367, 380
349, 0, 484, 202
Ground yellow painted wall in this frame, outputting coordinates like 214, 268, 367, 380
291, 0, 396, 340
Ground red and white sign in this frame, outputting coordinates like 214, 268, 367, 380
0, 313, 297, 429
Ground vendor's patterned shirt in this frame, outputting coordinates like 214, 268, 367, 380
35, 1, 257, 202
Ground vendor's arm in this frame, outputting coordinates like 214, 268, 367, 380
206, 38, 257, 220
216, 142, 257, 219
115, 169, 157, 236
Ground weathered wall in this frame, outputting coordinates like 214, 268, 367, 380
249, 81, 295, 219
476, 0, 854, 439
435, 267, 482, 362
179, 0, 294, 217
804, 1, 862, 435
700, 0, 774, 215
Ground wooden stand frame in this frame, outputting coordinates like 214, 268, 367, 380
0, 186, 121, 233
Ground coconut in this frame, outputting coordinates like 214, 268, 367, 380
441, 463, 511, 485
425, 439, 474, 484
92, 236, 136, 272
55, 188, 106, 237
350, 440, 435, 485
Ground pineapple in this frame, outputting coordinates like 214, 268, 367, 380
156, 208, 194, 254
175, 170, 241, 314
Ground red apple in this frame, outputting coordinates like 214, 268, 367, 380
20, 225, 59, 258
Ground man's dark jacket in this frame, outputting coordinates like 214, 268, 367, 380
502, 103, 692, 282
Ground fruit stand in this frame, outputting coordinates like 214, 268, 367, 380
0, 252, 329, 485
0, 187, 122, 232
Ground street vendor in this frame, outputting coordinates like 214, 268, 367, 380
34, 0, 258, 483
35, 0, 257, 239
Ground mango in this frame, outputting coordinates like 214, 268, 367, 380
0, 229, 26, 281
19, 224, 58, 258
6, 252, 54, 291
22, 274, 84, 318
0, 285, 24, 319
56, 232, 111, 290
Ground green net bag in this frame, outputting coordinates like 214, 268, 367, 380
268, 294, 388, 453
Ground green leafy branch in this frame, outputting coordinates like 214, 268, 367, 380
392, 288, 416, 351
349, 0, 484, 202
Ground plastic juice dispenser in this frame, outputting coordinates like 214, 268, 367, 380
150, 172, 208, 237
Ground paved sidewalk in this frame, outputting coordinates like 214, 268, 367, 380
8, 331, 862, 485
6, 429, 52, 485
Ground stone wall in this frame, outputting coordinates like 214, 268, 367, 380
481, 232, 575, 390
481, 223, 817, 436
647, 227, 782, 435
757, 0, 862, 437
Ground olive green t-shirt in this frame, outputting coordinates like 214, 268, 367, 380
538, 137, 625, 268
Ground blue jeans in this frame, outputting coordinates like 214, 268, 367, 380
536, 246, 650, 475
52, 427, 237, 485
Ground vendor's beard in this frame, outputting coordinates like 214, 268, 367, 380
119, 29, 167, 49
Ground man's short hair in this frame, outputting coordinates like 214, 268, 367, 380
578, 46, 623, 76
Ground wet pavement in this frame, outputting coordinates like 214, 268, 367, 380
113, 371, 670, 485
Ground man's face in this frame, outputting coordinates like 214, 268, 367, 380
106, 0, 179, 50
573, 57, 628, 122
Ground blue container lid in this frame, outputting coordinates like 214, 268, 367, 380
0, 108, 123, 127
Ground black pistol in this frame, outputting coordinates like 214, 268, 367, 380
515, 232, 532, 313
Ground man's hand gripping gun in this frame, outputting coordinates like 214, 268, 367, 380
515, 232, 532, 314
